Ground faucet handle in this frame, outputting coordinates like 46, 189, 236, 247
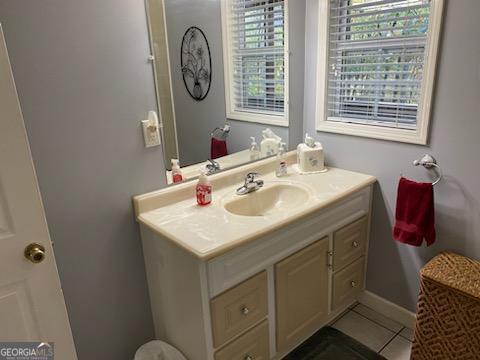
245, 172, 260, 182
205, 159, 220, 175
207, 159, 220, 168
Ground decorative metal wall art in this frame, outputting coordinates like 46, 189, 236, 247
181, 26, 212, 101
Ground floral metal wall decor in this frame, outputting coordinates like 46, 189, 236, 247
181, 26, 212, 101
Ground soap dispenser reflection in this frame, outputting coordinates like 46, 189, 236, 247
171, 159, 183, 183
276, 142, 288, 177
249, 137, 260, 161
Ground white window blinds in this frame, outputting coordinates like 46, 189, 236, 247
226, 0, 287, 119
327, 0, 432, 129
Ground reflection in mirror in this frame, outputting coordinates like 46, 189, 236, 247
146, 0, 302, 183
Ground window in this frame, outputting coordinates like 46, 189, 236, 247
316, 0, 444, 144
222, 0, 289, 126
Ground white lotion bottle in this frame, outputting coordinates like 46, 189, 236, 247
276, 142, 288, 177
249, 136, 260, 161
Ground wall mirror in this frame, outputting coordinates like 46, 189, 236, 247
145, 0, 304, 183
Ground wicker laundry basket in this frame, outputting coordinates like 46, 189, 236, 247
411, 252, 480, 360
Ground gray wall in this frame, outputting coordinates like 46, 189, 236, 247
164, 0, 229, 166
286, 0, 306, 150
304, 0, 480, 311
0, 1, 163, 359
164, 0, 305, 166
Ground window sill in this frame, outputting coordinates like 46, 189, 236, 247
316, 119, 428, 145
227, 110, 289, 128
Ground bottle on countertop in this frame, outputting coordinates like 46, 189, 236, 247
196, 169, 212, 206
276, 142, 288, 177
249, 136, 260, 161
171, 159, 183, 183
297, 133, 325, 173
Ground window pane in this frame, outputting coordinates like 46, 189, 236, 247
229, 0, 286, 116
327, 0, 431, 129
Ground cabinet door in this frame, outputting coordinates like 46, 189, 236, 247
275, 238, 329, 352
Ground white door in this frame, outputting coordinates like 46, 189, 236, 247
0, 24, 77, 359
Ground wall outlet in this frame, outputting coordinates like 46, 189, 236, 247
142, 111, 161, 148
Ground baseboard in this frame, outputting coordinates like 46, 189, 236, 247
358, 290, 416, 329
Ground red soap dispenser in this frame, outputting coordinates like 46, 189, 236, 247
171, 159, 183, 183
196, 169, 212, 206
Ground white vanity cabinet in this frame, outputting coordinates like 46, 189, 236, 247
139, 185, 372, 360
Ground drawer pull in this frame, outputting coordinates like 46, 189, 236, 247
241, 306, 250, 316
352, 241, 359, 248
244, 355, 254, 360
351, 280, 357, 288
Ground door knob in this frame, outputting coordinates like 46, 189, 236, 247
24, 243, 46, 263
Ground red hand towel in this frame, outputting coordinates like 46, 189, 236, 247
211, 137, 228, 159
393, 177, 435, 246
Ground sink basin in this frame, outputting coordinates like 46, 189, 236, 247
223, 183, 311, 217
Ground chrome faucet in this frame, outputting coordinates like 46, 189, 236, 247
205, 159, 221, 175
236, 172, 264, 195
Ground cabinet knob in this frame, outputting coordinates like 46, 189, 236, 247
352, 241, 359, 248
244, 355, 254, 360
241, 306, 250, 316
351, 280, 357, 288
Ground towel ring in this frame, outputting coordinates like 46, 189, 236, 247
211, 124, 230, 139
412, 154, 443, 186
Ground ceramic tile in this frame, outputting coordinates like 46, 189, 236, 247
327, 308, 350, 325
380, 335, 412, 360
332, 310, 396, 352
352, 304, 403, 332
399, 327, 414, 341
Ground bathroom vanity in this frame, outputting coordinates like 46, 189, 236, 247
134, 152, 376, 360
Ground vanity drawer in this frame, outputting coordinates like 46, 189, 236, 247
214, 320, 269, 360
332, 256, 365, 310
333, 216, 367, 271
210, 271, 268, 347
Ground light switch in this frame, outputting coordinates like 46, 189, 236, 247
142, 111, 161, 148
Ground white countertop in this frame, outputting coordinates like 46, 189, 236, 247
134, 153, 376, 260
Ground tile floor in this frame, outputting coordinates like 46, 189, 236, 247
331, 303, 413, 359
